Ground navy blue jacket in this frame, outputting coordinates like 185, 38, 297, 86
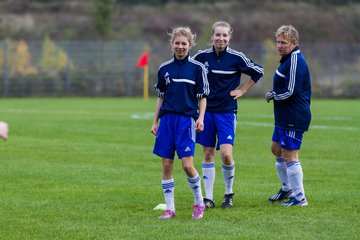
193, 46, 263, 113
268, 47, 311, 131
155, 55, 209, 119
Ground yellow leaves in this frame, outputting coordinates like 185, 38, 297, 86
16, 40, 38, 75
39, 36, 73, 75
261, 38, 279, 89
0, 39, 38, 75
0, 37, 73, 77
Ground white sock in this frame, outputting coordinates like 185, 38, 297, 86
162, 179, 175, 212
202, 162, 215, 200
222, 162, 235, 195
187, 173, 203, 206
286, 161, 305, 200
275, 157, 291, 191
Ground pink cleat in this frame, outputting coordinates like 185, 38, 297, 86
159, 210, 175, 219
192, 203, 205, 219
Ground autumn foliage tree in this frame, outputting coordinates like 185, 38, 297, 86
0, 39, 37, 76
39, 36, 73, 76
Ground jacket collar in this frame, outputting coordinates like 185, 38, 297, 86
213, 46, 228, 58
174, 54, 189, 64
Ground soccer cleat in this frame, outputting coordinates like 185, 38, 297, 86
159, 210, 176, 219
221, 193, 234, 208
192, 203, 205, 219
203, 198, 215, 209
281, 197, 308, 207
268, 188, 294, 202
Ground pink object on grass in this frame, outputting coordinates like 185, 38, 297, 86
0, 121, 9, 140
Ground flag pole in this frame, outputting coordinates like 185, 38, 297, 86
136, 49, 149, 101
143, 64, 149, 101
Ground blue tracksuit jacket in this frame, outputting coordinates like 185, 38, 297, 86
268, 47, 311, 131
193, 46, 264, 113
155, 55, 210, 119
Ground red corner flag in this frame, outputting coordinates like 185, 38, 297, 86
136, 51, 149, 68
136, 51, 150, 101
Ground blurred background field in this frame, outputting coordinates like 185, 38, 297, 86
0, 0, 360, 98
0, 98, 359, 239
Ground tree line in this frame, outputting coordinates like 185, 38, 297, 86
25, 0, 360, 5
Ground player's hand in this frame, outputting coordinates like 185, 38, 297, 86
195, 120, 204, 132
230, 89, 245, 100
265, 91, 274, 103
150, 124, 158, 136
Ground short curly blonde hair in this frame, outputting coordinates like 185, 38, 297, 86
276, 25, 299, 45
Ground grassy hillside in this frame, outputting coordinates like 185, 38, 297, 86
0, 0, 359, 43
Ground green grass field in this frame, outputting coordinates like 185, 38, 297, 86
0, 98, 359, 239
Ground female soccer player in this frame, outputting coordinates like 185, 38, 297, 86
193, 21, 264, 209
265, 25, 311, 206
151, 26, 210, 219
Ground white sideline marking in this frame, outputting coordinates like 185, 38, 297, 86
1, 109, 357, 131
317, 117, 353, 121
239, 115, 353, 121
310, 125, 358, 131
238, 121, 273, 127
131, 113, 153, 120
237, 121, 359, 131
0, 109, 96, 115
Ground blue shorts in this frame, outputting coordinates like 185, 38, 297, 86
272, 127, 304, 150
153, 113, 196, 159
196, 112, 236, 150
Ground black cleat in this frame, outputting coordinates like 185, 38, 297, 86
203, 198, 215, 209
268, 188, 294, 202
221, 193, 234, 208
